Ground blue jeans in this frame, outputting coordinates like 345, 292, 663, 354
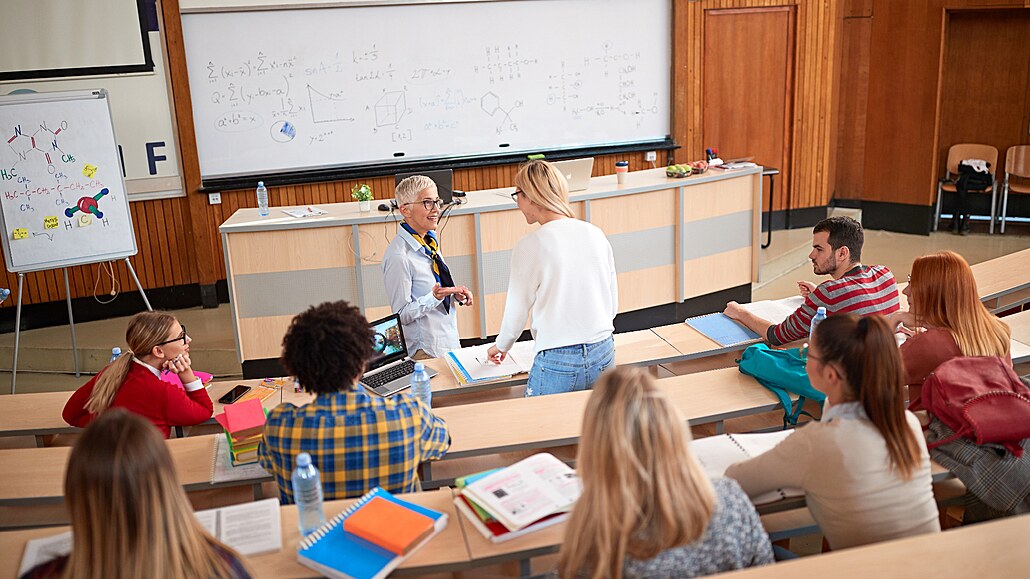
525, 336, 615, 397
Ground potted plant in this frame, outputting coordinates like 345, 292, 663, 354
352, 183, 373, 212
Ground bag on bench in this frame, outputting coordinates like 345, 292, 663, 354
738, 344, 825, 427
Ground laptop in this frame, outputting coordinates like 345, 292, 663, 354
552, 158, 594, 192
394, 169, 454, 204
359, 313, 438, 397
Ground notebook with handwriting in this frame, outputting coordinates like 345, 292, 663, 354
691, 431, 803, 504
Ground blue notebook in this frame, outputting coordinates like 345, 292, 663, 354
686, 313, 762, 347
296, 487, 447, 579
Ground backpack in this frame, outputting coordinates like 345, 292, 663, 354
913, 356, 1030, 457
738, 344, 826, 427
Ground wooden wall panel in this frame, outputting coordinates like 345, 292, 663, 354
833, 13, 872, 201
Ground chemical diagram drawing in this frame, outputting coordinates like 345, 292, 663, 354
480, 91, 521, 133
308, 85, 354, 124
6, 121, 68, 175
374, 91, 408, 127
64, 188, 110, 219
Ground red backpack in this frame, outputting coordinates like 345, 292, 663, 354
913, 356, 1030, 457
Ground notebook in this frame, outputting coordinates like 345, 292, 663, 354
211, 435, 272, 482
445, 341, 536, 384
686, 314, 761, 347
690, 431, 803, 504
297, 487, 448, 579
359, 313, 438, 397
551, 157, 594, 192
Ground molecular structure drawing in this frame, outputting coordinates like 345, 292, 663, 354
6, 121, 68, 174
65, 188, 110, 219
480, 91, 521, 132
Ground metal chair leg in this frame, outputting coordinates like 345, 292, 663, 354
1000, 179, 1009, 234
989, 179, 997, 235
934, 183, 943, 231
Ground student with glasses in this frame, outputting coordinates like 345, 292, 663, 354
63, 311, 213, 438
486, 160, 618, 397
383, 175, 474, 358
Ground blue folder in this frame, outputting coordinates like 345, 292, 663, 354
686, 313, 761, 347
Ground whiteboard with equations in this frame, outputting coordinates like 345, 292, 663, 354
180, 0, 672, 180
0, 90, 137, 273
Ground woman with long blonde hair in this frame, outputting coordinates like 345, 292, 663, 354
21, 409, 250, 578
727, 315, 940, 549
559, 367, 772, 579
63, 311, 212, 438
894, 251, 1011, 396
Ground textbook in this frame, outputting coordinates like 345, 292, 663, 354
690, 431, 803, 504
459, 453, 580, 532
211, 435, 272, 481
446, 341, 537, 384
18, 499, 282, 575
453, 467, 567, 543
297, 487, 447, 579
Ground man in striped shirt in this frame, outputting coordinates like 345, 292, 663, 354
724, 216, 900, 346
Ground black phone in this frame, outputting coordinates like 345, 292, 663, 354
218, 385, 251, 405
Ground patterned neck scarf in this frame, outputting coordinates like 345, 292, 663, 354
401, 221, 454, 312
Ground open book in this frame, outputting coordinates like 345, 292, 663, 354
691, 431, 803, 505
685, 296, 805, 347
18, 499, 282, 575
446, 341, 536, 384
459, 452, 580, 532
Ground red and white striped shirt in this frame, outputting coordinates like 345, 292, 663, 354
768, 264, 900, 345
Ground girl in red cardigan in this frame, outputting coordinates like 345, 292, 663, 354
63, 311, 213, 438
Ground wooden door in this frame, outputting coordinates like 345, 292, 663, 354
703, 7, 795, 213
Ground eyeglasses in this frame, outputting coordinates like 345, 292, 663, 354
157, 325, 188, 346
800, 342, 822, 365
510, 189, 522, 202
404, 198, 445, 210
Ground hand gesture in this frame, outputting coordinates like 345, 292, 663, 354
797, 281, 817, 297
486, 345, 507, 364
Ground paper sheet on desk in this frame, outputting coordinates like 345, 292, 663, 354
740, 296, 804, 325
449, 341, 536, 381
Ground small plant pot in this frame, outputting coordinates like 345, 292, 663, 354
358, 200, 371, 212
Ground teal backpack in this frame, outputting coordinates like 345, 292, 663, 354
737, 343, 826, 427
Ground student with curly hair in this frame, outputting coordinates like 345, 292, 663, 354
257, 300, 450, 503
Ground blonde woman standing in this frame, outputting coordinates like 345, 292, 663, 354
559, 367, 773, 579
63, 311, 212, 438
21, 409, 250, 578
486, 160, 618, 397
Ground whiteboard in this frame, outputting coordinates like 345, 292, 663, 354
0, 90, 137, 273
181, 0, 671, 180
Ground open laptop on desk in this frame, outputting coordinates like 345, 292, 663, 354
552, 158, 594, 192
360, 314, 438, 397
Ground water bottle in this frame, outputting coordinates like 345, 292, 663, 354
411, 362, 432, 408
0, 288, 10, 303
109, 347, 122, 364
810, 307, 827, 339
256, 181, 269, 216
291, 452, 326, 535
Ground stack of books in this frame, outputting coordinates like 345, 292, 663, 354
297, 487, 448, 579
444, 341, 537, 386
453, 453, 581, 543
214, 398, 266, 466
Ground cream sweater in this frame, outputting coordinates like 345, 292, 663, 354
725, 402, 940, 550
494, 218, 618, 354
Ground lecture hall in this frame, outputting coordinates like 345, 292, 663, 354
2, 0, 1030, 577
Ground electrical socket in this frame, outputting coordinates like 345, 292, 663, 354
644, 151, 657, 162
208, 192, 222, 205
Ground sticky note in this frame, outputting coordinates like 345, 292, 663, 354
82, 164, 98, 178
43, 216, 59, 229
78, 215, 92, 227
12, 228, 28, 239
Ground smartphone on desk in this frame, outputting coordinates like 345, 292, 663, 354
218, 385, 251, 405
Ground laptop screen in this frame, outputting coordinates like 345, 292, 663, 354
394, 169, 454, 204
367, 314, 408, 371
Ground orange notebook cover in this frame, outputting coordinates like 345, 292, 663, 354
342, 496, 434, 555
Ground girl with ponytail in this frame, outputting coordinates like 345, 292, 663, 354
63, 311, 213, 438
727, 314, 940, 549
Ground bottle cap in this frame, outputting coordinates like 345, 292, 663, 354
615, 160, 629, 167
296, 452, 311, 467
258, 181, 264, 187
112, 347, 121, 355
413, 362, 425, 372
816, 306, 826, 315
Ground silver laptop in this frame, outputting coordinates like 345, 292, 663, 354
359, 314, 438, 397
552, 158, 594, 192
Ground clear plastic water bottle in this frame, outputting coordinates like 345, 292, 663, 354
292, 452, 326, 535
411, 362, 432, 408
0, 288, 10, 303
256, 181, 269, 216
810, 306, 827, 339
109, 347, 122, 364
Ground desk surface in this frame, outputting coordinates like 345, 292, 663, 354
971, 248, 1030, 303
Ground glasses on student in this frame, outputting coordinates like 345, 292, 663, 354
405, 198, 445, 210
511, 189, 523, 202
801, 342, 822, 365
158, 325, 188, 346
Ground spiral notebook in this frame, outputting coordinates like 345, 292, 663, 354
685, 313, 761, 347
297, 487, 447, 579
690, 431, 803, 505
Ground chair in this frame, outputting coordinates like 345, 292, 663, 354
1000, 145, 1030, 234
934, 143, 999, 233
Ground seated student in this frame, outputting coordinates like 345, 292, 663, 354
258, 300, 450, 503
558, 367, 773, 579
724, 216, 900, 345
63, 311, 212, 438
893, 250, 1011, 401
21, 409, 250, 578
726, 314, 940, 550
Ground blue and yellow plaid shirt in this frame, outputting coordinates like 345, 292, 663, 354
258, 388, 450, 504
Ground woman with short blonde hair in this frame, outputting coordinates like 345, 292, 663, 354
559, 367, 773, 579
21, 410, 250, 578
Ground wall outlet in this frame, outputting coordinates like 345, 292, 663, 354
644, 151, 657, 162
208, 192, 222, 205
